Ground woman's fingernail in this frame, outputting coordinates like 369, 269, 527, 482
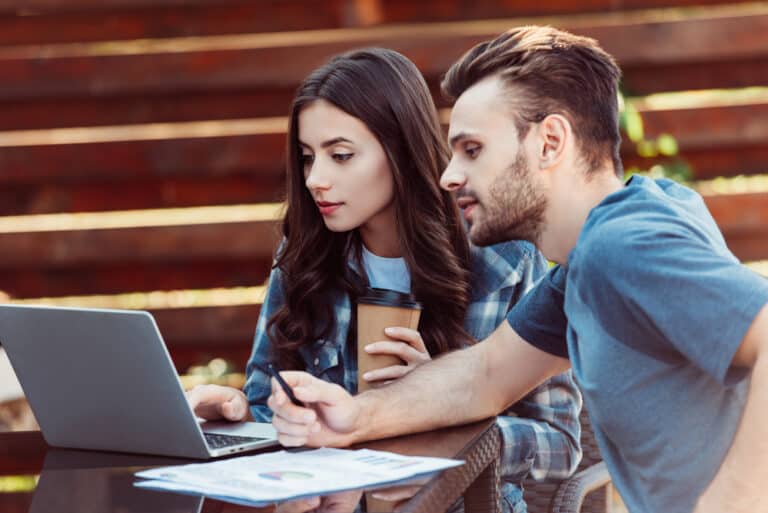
363, 372, 372, 380
384, 327, 394, 334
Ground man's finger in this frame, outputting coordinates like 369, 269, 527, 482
272, 415, 315, 438
277, 433, 309, 447
267, 394, 316, 424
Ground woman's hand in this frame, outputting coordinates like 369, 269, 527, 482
185, 384, 250, 422
362, 327, 431, 385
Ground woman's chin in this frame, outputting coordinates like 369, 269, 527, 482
322, 219, 358, 233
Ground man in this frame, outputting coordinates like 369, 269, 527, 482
267, 26, 768, 513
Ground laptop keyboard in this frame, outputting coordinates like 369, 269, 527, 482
204, 432, 268, 449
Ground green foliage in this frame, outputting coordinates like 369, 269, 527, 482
619, 93, 690, 184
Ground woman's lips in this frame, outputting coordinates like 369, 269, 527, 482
317, 201, 343, 216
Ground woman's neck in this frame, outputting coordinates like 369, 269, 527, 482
359, 203, 402, 258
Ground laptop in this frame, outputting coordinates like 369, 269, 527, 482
0, 304, 279, 459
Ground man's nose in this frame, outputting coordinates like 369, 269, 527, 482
440, 159, 467, 191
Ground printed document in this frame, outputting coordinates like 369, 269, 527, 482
135, 448, 463, 504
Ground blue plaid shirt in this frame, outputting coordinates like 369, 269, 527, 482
245, 240, 582, 513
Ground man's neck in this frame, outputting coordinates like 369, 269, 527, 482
539, 167, 624, 265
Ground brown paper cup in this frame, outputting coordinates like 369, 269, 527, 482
357, 288, 422, 393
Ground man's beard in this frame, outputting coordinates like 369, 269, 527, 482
469, 151, 547, 247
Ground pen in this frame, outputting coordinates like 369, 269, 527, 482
267, 363, 304, 407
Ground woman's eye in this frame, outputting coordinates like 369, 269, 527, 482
332, 153, 354, 162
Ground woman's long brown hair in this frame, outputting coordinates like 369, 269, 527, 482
269, 48, 473, 370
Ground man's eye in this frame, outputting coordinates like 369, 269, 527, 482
332, 153, 354, 162
465, 145, 481, 158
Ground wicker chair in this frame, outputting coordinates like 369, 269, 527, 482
522, 409, 612, 513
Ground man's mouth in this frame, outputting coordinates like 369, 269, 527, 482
457, 197, 479, 220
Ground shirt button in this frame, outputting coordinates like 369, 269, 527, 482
314, 358, 320, 366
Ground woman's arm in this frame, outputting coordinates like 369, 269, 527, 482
243, 264, 288, 422
496, 371, 581, 482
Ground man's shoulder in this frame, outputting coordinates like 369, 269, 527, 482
574, 178, 703, 265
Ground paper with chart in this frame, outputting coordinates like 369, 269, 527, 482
135, 448, 463, 504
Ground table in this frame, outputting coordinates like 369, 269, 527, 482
0, 419, 500, 513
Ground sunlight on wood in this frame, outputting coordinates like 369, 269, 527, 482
9, 286, 267, 310
630, 86, 768, 111
0, 117, 287, 147
696, 174, 768, 195
748, 261, 768, 277
0, 203, 283, 233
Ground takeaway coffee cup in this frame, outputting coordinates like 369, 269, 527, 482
357, 288, 422, 393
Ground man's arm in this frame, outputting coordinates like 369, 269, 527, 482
696, 302, 768, 512
268, 321, 570, 446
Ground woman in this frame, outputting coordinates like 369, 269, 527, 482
190, 48, 581, 513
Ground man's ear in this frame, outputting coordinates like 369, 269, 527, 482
536, 114, 571, 169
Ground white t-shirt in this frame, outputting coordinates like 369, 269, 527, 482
361, 245, 411, 294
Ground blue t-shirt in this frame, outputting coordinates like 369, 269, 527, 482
508, 175, 768, 513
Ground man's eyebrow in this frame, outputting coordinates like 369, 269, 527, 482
448, 132, 472, 148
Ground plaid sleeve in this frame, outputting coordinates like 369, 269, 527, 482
496, 370, 582, 482
243, 264, 286, 423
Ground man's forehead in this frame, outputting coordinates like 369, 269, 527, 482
448, 76, 517, 140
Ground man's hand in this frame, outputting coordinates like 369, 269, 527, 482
186, 384, 249, 421
267, 371, 360, 447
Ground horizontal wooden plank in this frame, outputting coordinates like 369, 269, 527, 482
0, 0, 741, 45
368, 0, 742, 24
0, 0, 272, 12
625, 144, 768, 180
2, 96, 766, 215
639, 101, 768, 149
0, 4, 766, 100
0, 492, 33, 512
624, 100, 768, 178
0, 1, 345, 45
0, 219, 281, 267
0, 174, 285, 216
0, 0, 738, 17
0, 195, 759, 268
0, 259, 273, 298
0, 132, 285, 182
0, 430, 46, 473
0, 89, 299, 130
706, 192, 768, 262
621, 57, 768, 96
152, 303, 260, 372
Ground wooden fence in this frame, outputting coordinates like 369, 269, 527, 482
1, 0, 766, 372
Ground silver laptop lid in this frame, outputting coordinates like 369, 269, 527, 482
0, 305, 212, 458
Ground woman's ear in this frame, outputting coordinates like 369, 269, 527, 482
536, 114, 571, 169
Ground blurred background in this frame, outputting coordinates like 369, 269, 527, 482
0, 0, 766, 498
